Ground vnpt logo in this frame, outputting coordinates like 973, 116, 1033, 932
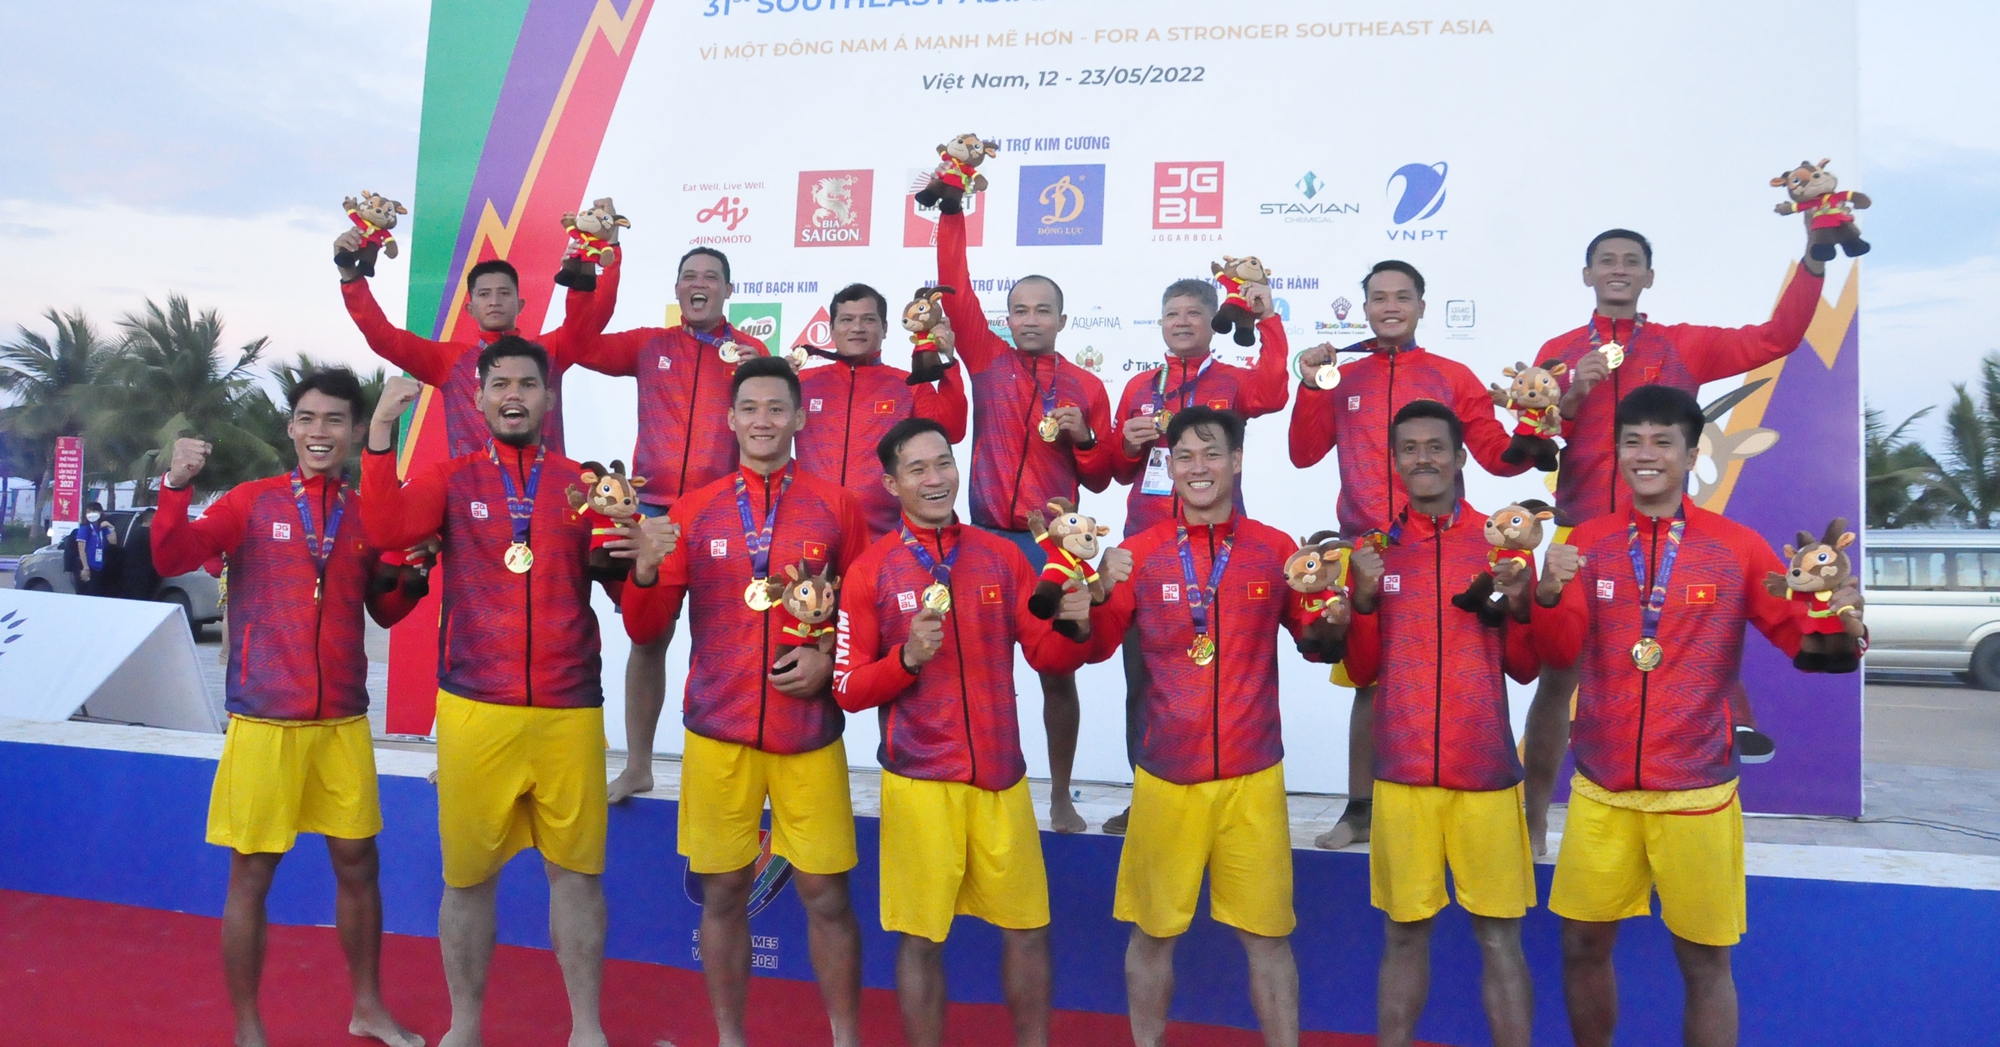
1385, 161, 1449, 242
795, 169, 873, 247
1153, 162, 1224, 239
1016, 164, 1105, 246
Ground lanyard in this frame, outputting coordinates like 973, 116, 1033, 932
734, 470, 793, 584
1626, 509, 1686, 643
686, 322, 740, 351
1038, 358, 1059, 417
1175, 523, 1235, 644
288, 469, 348, 597
899, 523, 958, 588
1152, 354, 1214, 419
488, 442, 544, 546
1587, 313, 1645, 350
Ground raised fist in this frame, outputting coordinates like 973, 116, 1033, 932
905, 608, 946, 669
374, 375, 423, 428
1245, 283, 1275, 320
1297, 342, 1336, 371
1348, 544, 1387, 607
1537, 543, 1587, 605
165, 437, 213, 489
1099, 545, 1135, 588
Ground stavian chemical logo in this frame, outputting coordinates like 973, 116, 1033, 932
1260, 169, 1360, 225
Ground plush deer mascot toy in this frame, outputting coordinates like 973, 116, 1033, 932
914, 133, 1000, 215
1771, 158, 1871, 262
770, 560, 840, 667
1453, 500, 1559, 627
1765, 518, 1865, 672
902, 285, 957, 386
1490, 361, 1568, 472
554, 198, 629, 292
1286, 529, 1354, 659
566, 460, 646, 579
333, 191, 407, 278
1209, 254, 1271, 347
1025, 498, 1110, 619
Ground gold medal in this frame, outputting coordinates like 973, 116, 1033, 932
1600, 342, 1626, 370
1037, 414, 1061, 442
745, 578, 775, 611
921, 583, 952, 614
1188, 634, 1217, 665
1313, 363, 1341, 389
718, 340, 743, 364
504, 542, 534, 574
1631, 636, 1664, 672
1154, 409, 1173, 431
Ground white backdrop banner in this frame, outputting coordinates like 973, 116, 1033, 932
0, 588, 220, 734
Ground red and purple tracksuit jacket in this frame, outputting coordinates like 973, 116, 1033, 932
340, 256, 621, 460
1087, 514, 1322, 785
1535, 497, 1807, 793
362, 441, 614, 708
1288, 343, 1529, 536
935, 211, 1116, 531
798, 353, 968, 537
1109, 334, 1291, 537
585, 322, 771, 510
833, 518, 1109, 790
152, 474, 419, 720
1340, 502, 1542, 791
623, 463, 870, 754
1536, 270, 1822, 526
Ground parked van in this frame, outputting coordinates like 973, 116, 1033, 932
1863, 529, 2000, 688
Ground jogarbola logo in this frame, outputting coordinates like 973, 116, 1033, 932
1016, 164, 1105, 246
0, 608, 24, 658
685, 828, 795, 917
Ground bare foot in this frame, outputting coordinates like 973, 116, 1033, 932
1049, 794, 1087, 834
1313, 822, 1359, 850
608, 764, 655, 804
567, 1027, 610, 1047
436, 1024, 482, 1047
1100, 806, 1131, 835
233, 1017, 269, 1047
350, 1006, 425, 1047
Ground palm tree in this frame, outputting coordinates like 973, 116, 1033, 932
93, 295, 282, 500
271, 351, 387, 418
1934, 351, 2000, 529
0, 308, 123, 521
1864, 404, 1947, 529
259, 352, 388, 473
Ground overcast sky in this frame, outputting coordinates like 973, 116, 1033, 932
0, 1, 1990, 450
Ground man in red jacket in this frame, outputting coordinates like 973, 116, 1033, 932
1532, 385, 1862, 1047
798, 283, 968, 537
1087, 406, 1341, 1047
363, 339, 649, 1047
1288, 260, 1531, 851
833, 417, 1110, 1047
1339, 400, 1543, 1047
936, 206, 1116, 834
1099, 276, 1292, 834
1520, 228, 1830, 854
340, 234, 621, 459
153, 368, 423, 1047
623, 355, 872, 1047
585, 246, 774, 803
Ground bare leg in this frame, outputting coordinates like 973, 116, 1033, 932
1671, 935, 1738, 1047
895, 934, 948, 1047
1316, 684, 1376, 849
610, 629, 673, 802
698, 865, 755, 1047
438, 877, 500, 1047
1041, 671, 1086, 833
546, 861, 608, 1047
1124, 927, 1177, 1047
1523, 663, 1578, 857
1376, 916, 1433, 1047
1561, 918, 1620, 1047
326, 837, 422, 1047
221, 850, 282, 1047
1471, 915, 1533, 1047
791, 870, 865, 1047
1238, 929, 1300, 1047
1001, 927, 1052, 1047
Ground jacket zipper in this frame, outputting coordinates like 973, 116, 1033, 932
756, 471, 775, 749
518, 454, 535, 706
313, 481, 329, 718
1432, 518, 1445, 787
1384, 350, 1399, 523
1634, 518, 1658, 789
839, 364, 858, 487
679, 333, 704, 499
936, 527, 976, 784
1605, 320, 1622, 514
1007, 354, 1045, 528
1208, 526, 1223, 782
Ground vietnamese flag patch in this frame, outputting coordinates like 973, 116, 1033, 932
981, 584, 1004, 604
875, 399, 897, 415
802, 540, 828, 562
1247, 581, 1271, 600
1686, 583, 1717, 605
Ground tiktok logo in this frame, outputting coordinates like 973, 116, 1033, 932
697, 196, 750, 231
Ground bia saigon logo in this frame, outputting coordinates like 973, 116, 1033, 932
1016, 164, 1105, 246
1153, 162, 1224, 241
794, 170, 873, 247
1385, 161, 1449, 242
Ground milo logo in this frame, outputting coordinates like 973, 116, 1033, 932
735, 316, 778, 341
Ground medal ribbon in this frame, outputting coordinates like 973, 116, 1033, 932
899, 523, 958, 589
1175, 523, 1235, 647
1586, 313, 1646, 351
1151, 354, 1214, 420
288, 468, 348, 584
1626, 509, 1686, 647
686, 322, 743, 352
488, 442, 543, 548
1034, 354, 1059, 419
734, 471, 794, 587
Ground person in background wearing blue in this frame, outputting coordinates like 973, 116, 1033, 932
66, 501, 118, 596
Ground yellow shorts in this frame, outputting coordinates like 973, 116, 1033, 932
1370, 780, 1535, 923
1550, 787, 1746, 946
433, 690, 608, 888
879, 773, 1049, 942
1330, 553, 1358, 688
207, 714, 381, 854
679, 730, 857, 876
1115, 763, 1294, 939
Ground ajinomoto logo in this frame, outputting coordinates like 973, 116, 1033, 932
1016, 164, 1104, 246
